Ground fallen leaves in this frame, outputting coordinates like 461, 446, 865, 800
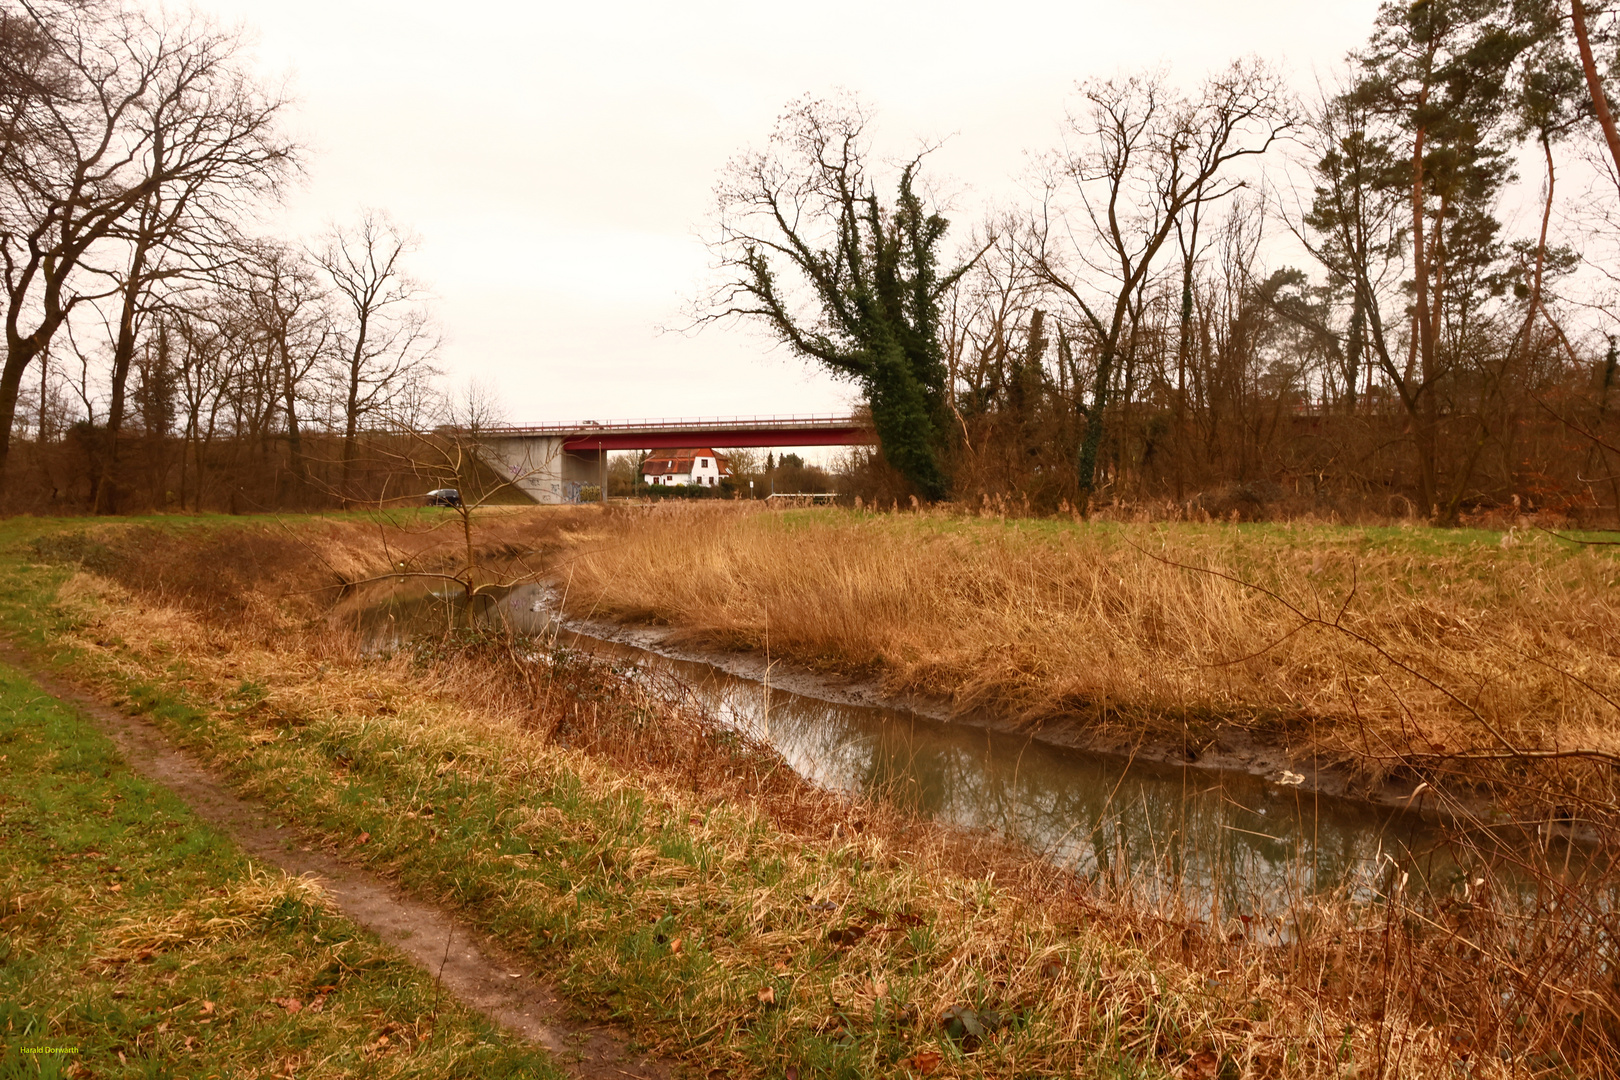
756, 986, 775, 1005
271, 997, 303, 1014
940, 1004, 1011, 1047
1181, 1050, 1220, 1079
899, 1049, 942, 1074
825, 924, 868, 948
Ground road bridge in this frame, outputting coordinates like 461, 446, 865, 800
478, 414, 874, 503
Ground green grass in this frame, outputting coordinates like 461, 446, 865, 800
0, 517, 1209, 1078
781, 503, 1620, 554
0, 660, 566, 1080
0, 510, 1604, 1077
95, 665, 1056, 1078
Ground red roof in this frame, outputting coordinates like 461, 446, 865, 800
642, 449, 731, 478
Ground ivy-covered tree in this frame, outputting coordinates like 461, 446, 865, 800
705, 97, 979, 501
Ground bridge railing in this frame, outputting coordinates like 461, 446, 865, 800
484, 413, 869, 436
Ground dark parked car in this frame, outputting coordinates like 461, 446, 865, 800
426, 488, 461, 507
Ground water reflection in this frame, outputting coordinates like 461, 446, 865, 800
590, 639, 1430, 917
341, 579, 1525, 918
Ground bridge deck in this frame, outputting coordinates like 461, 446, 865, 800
485, 413, 874, 452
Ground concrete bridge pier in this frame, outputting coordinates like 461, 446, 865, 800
477, 436, 606, 504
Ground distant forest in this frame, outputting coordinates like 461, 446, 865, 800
0, 0, 438, 513
705, 1, 1620, 525
7, 0, 1620, 522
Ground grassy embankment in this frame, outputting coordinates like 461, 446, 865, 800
0, 509, 1614, 1078
558, 503, 1620, 811
0, 656, 565, 1079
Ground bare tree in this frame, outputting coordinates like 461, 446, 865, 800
367, 382, 556, 601
316, 210, 438, 497
0, 1, 291, 500
0, 2, 69, 177
231, 241, 332, 492
168, 302, 227, 510
85, 11, 294, 511
1029, 61, 1293, 512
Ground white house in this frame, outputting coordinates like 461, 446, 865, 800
641, 448, 732, 488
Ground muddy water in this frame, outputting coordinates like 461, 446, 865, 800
344, 579, 1527, 919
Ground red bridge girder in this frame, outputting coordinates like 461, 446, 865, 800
484, 414, 875, 452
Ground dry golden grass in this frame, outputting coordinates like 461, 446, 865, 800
22, 518, 1620, 1080
28, 506, 597, 640
100, 868, 332, 961
23, 515, 1618, 1078
35, 569, 1551, 1078
556, 503, 1620, 803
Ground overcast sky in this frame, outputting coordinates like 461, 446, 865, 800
198, 0, 1385, 426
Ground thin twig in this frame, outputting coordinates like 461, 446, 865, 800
1124, 540, 1620, 769
1535, 524, 1620, 547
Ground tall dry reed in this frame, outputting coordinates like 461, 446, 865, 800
46, 515, 1620, 1078
556, 504, 1620, 807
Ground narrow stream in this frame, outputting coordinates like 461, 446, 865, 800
341, 578, 1572, 921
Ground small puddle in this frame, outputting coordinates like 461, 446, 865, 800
339, 577, 1595, 920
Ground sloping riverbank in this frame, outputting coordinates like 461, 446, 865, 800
3, 510, 1616, 1078
553, 502, 1620, 819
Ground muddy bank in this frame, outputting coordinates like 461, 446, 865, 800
559, 610, 1456, 819
544, 506, 1620, 832
18, 515, 1619, 1077
343, 574, 1596, 924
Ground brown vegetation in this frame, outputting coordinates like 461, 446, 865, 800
23, 511, 1620, 1077
556, 503, 1620, 811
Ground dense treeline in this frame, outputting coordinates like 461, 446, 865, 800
10, 0, 1620, 523
0, 0, 438, 513
711, 1, 1620, 524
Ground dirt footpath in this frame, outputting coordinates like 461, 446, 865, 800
3, 647, 671, 1080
